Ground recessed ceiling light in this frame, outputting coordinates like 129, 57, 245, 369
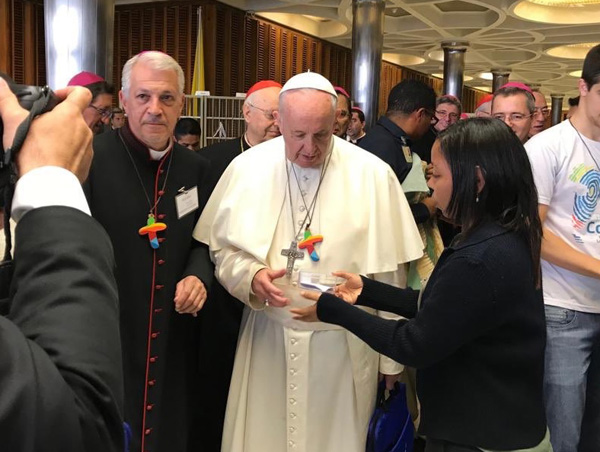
382, 53, 425, 66
431, 73, 473, 81
514, 0, 600, 24
478, 72, 494, 80
547, 42, 599, 59
569, 70, 583, 77
526, 0, 600, 5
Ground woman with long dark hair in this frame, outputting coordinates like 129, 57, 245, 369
293, 118, 550, 452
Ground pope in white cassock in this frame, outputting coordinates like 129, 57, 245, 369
193, 72, 423, 452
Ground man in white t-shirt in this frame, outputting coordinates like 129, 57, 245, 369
525, 44, 600, 452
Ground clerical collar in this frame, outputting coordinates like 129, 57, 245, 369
120, 124, 173, 161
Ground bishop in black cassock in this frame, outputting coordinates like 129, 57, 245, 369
86, 124, 212, 452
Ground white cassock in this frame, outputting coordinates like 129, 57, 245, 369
194, 136, 423, 452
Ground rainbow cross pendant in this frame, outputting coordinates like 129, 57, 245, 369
298, 229, 323, 262
138, 214, 167, 249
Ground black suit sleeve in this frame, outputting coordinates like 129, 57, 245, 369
0, 206, 124, 452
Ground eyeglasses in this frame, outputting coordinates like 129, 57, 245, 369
88, 104, 113, 119
435, 110, 459, 121
492, 113, 533, 123
533, 107, 550, 118
248, 102, 276, 120
425, 109, 439, 126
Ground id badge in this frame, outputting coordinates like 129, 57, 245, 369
175, 186, 199, 219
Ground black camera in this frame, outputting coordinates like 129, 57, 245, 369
0, 72, 60, 184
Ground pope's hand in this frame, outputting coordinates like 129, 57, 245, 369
251, 268, 289, 307
174, 275, 207, 316
330, 271, 363, 305
0, 78, 93, 183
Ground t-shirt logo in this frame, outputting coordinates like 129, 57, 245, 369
570, 164, 600, 237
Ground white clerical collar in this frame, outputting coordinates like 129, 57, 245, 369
149, 139, 174, 160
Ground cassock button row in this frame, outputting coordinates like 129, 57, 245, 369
158, 190, 165, 196
151, 332, 160, 339
290, 413, 297, 419
158, 237, 166, 243
289, 427, 296, 433
290, 338, 297, 345
289, 398, 296, 405
289, 383, 296, 390
154, 308, 163, 314
145, 428, 152, 435
155, 284, 164, 290
149, 356, 158, 363
158, 259, 165, 265
158, 214, 166, 220
290, 369, 297, 376
146, 404, 154, 411
288, 440, 295, 447
290, 353, 297, 360
299, 206, 306, 212
148, 380, 156, 386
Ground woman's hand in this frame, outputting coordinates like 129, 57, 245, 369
331, 271, 363, 305
290, 290, 320, 322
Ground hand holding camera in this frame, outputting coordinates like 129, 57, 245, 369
0, 73, 94, 183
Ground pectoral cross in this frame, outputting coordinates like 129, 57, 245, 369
281, 241, 304, 276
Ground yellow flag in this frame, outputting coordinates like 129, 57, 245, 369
191, 7, 205, 116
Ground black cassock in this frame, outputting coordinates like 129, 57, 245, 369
196, 136, 249, 452
87, 126, 212, 452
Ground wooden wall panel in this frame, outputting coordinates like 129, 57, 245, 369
1, 0, 488, 114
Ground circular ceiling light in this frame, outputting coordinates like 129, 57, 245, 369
382, 53, 425, 66
513, 0, 600, 23
547, 42, 599, 59
477, 72, 494, 81
569, 70, 583, 77
431, 73, 473, 81
527, 0, 600, 5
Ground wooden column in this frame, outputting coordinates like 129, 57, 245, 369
0, 0, 11, 75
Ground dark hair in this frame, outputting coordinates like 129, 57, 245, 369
437, 118, 542, 285
351, 107, 365, 122
493, 86, 535, 113
386, 79, 436, 116
86, 81, 114, 102
568, 96, 580, 107
582, 43, 600, 88
174, 118, 201, 139
112, 107, 123, 115
436, 94, 462, 115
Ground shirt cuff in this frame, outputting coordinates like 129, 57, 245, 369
11, 167, 91, 222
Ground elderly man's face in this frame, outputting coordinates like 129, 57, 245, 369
333, 95, 350, 138
434, 102, 460, 132
529, 91, 549, 137
244, 86, 280, 145
492, 93, 533, 143
277, 90, 335, 168
119, 62, 184, 150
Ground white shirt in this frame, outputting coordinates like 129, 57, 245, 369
526, 120, 600, 313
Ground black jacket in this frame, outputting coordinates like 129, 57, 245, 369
317, 222, 547, 450
360, 116, 430, 224
0, 206, 123, 452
